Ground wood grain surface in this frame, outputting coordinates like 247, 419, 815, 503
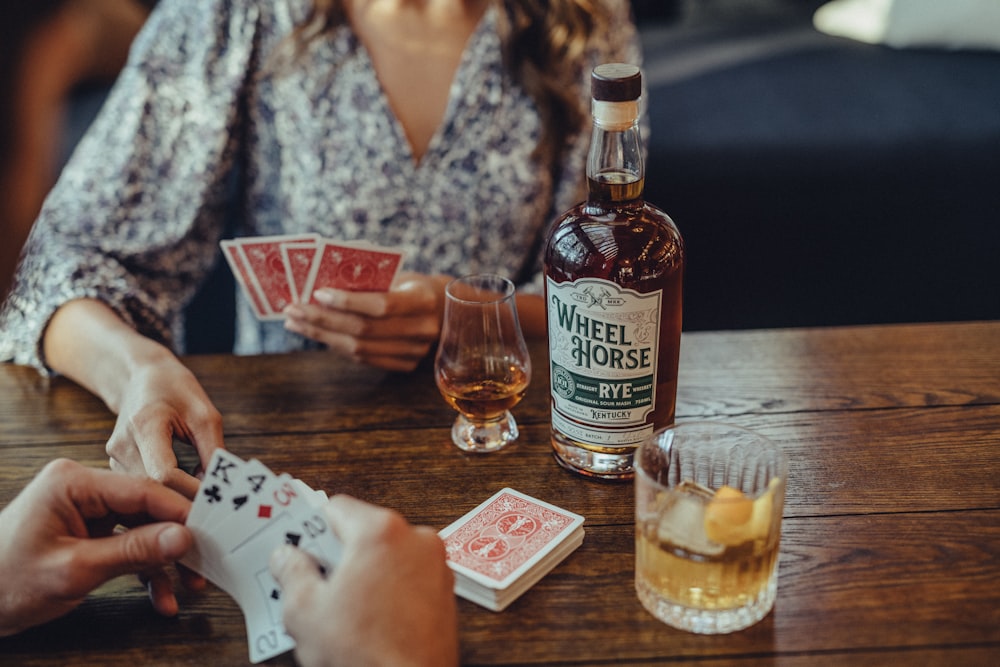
1, 321, 998, 665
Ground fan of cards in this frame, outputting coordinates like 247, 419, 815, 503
439, 488, 585, 612
220, 234, 406, 320
182, 451, 586, 662
182, 449, 341, 664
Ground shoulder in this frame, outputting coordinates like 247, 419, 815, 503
134, 0, 310, 59
121, 0, 320, 85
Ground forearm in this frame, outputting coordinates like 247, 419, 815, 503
42, 298, 176, 413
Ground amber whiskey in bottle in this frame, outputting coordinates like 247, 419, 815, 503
543, 63, 684, 480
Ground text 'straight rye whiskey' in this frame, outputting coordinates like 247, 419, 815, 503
543, 63, 685, 479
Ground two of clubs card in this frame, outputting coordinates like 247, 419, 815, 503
182, 449, 341, 663
220, 234, 406, 320
439, 488, 585, 612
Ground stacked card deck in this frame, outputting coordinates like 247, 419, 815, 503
439, 488, 585, 612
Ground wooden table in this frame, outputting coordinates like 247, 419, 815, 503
1, 321, 998, 666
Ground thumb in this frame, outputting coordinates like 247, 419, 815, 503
80, 523, 192, 583
269, 544, 323, 593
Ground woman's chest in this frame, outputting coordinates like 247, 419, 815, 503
247, 46, 547, 223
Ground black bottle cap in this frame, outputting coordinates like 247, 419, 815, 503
591, 63, 641, 102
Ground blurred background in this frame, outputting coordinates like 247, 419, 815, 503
635, 0, 1000, 331
0, 0, 155, 298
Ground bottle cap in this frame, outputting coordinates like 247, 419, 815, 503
591, 63, 642, 102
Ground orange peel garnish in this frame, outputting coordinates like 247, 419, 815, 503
704, 479, 780, 546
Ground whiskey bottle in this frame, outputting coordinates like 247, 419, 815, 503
543, 63, 684, 480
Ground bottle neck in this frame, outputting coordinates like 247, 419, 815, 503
586, 100, 644, 205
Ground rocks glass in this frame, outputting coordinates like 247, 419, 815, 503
635, 422, 788, 633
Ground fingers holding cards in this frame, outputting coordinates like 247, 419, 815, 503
184, 450, 341, 663
224, 506, 341, 663
184, 456, 583, 662
221, 235, 405, 320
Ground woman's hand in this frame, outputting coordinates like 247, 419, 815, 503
44, 299, 224, 499
106, 355, 224, 499
283, 272, 451, 372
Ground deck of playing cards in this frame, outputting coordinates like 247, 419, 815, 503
220, 234, 405, 320
439, 488, 585, 612
183, 450, 341, 664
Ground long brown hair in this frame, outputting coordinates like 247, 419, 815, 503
290, 0, 609, 169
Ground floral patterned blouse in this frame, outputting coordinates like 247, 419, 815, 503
1, 0, 642, 368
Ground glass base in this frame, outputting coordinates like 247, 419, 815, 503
451, 411, 518, 453
551, 439, 635, 480
635, 571, 778, 634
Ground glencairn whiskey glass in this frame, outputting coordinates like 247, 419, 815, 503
434, 274, 532, 453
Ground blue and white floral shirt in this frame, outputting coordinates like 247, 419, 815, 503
1, 0, 642, 368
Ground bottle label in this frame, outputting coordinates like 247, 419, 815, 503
546, 276, 661, 447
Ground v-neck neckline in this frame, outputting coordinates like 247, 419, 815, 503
349, 4, 497, 171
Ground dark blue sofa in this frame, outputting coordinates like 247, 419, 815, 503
635, 0, 1000, 330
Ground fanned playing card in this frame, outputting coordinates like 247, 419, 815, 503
439, 488, 585, 611
235, 234, 319, 317
184, 450, 340, 663
300, 240, 403, 302
280, 241, 320, 304
224, 505, 340, 663
220, 241, 271, 320
182, 448, 253, 591
219, 235, 405, 320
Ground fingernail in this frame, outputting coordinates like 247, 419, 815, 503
269, 544, 294, 573
158, 524, 189, 558
284, 305, 304, 319
313, 289, 338, 306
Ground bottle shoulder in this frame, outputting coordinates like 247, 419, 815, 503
550, 200, 683, 242
544, 200, 685, 288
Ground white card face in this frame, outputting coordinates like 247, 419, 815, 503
224, 506, 342, 663
212, 472, 298, 556
292, 477, 329, 508
439, 488, 585, 591
225, 511, 303, 664
183, 449, 252, 589
202, 458, 275, 533
188, 449, 247, 526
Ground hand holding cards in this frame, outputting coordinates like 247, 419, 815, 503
183, 450, 341, 663
221, 234, 405, 320
439, 488, 585, 612
184, 455, 583, 661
